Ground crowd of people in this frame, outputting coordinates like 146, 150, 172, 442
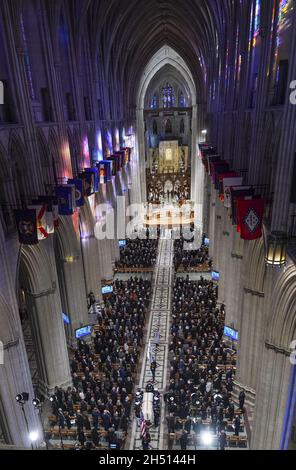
165, 275, 243, 450
147, 186, 190, 204
115, 238, 158, 268
174, 237, 211, 271
47, 276, 152, 450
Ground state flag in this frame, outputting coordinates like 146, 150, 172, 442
223, 177, 243, 207
14, 209, 38, 245
237, 197, 265, 240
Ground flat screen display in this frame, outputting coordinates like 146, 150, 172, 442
75, 325, 92, 339
119, 240, 126, 247
224, 326, 239, 341
102, 285, 113, 294
204, 238, 210, 246
212, 270, 220, 282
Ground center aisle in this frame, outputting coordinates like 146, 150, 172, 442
129, 233, 174, 450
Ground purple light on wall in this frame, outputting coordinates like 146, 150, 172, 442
96, 130, 103, 161
106, 129, 113, 154
115, 128, 120, 151
82, 136, 90, 167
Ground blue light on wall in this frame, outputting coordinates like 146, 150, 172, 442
280, 365, 296, 449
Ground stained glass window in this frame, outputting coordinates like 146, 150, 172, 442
150, 94, 157, 109
179, 92, 186, 107
162, 83, 175, 108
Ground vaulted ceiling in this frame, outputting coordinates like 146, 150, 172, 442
86, 0, 231, 105
40, 0, 234, 111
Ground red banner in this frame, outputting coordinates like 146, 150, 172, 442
236, 197, 265, 240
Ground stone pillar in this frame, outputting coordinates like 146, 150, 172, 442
252, 345, 292, 449
135, 108, 146, 204
80, 236, 102, 302
271, 8, 296, 231
60, 255, 89, 339
25, 283, 72, 396
0, 337, 42, 447
97, 238, 113, 281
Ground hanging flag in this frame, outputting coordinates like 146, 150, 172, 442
223, 176, 243, 207
213, 163, 230, 189
107, 156, 119, 175
68, 179, 85, 207
55, 185, 76, 215
230, 186, 254, 225
28, 204, 50, 240
121, 147, 131, 164
31, 196, 57, 233
207, 155, 221, 175
218, 172, 238, 200
97, 161, 112, 184
237, 197, 265, 240
14, 209, 38, 245
210, 160, 229, 185
112, 153, 123, 171
115, 151, 125, 167
80, 171, 95, 196
84, 168, 99, 193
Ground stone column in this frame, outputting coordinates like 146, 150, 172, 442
0, 341, 42, 447
252, 345, 292, 449
80, 236, 102, 302
25, 283, 72, 396
60, 255, 88, 339
271, 8, 296, 231
135, 108, 146, 204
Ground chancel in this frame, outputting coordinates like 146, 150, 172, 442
0, 0, 296, 454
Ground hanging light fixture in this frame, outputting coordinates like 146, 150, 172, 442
264, 230, 287, 267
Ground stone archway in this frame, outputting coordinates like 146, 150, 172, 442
0, 293, 42, 447
53, 215, 89, 343
18, 239, 71, 396
135, 45, 204, 214
251, 264, 296, 449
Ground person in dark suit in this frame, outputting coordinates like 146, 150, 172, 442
180, 430, 188, 450
78, 430, 86, 447
150, 361, 157, 382
239, 390, 246, 410
167, 413, 176, 433
91, 428, 100, 447
234, 415, 241, 436
142, 432, 151, 450
58, 409, 66, 429
219, 431, 227, 450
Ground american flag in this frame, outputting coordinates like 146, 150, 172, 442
140, 412, 146, 438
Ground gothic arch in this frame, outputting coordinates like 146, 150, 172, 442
137, 45, 196, 110
268, 265, 296, 348
244, 237, 266, 293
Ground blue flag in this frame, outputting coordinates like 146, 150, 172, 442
84, 168, 99, 193
68, 179, 85, 207
55, 185, 75, 215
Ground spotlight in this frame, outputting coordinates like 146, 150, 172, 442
49, 395, 56, 402
29, 431, 39, 442
32, 398, 40, 408
201, 431, 214, 447
201, 129, 207, 135
15, 392, 29, 403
